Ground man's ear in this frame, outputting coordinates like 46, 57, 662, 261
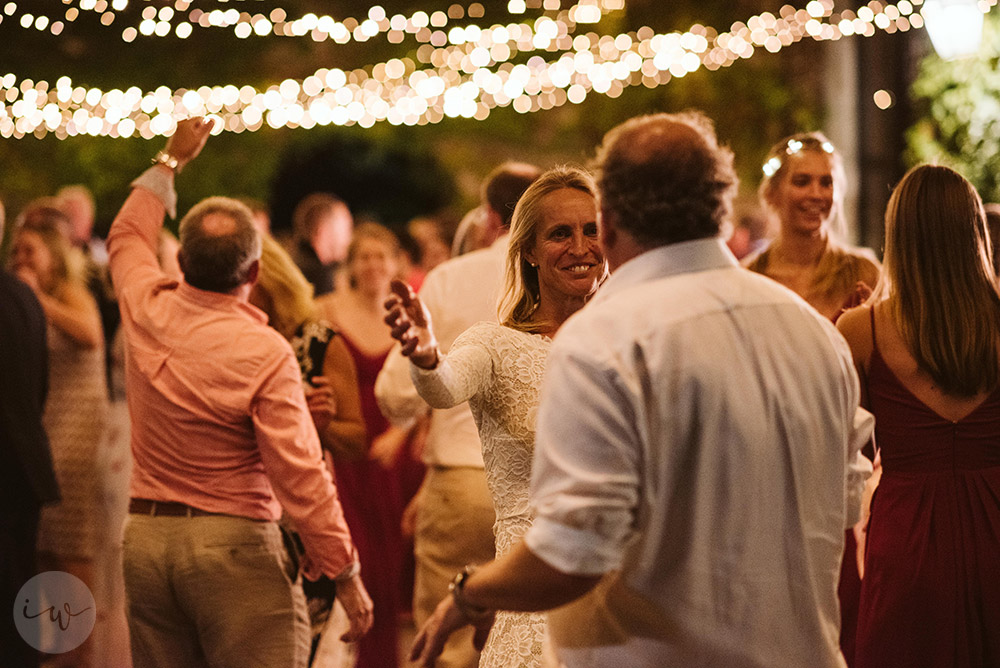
177, 249, 187, 275
245, 258, 260, 286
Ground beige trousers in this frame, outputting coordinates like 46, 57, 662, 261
123, 514, 309, 668
413, 466, 497, 668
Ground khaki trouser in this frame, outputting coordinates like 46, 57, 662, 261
123, 514, 309, 668
414, 466, 496, 668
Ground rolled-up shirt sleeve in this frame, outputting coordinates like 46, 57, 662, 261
252, 349, 358, 580
107, 168, 176, 301
525, 340, 640, 577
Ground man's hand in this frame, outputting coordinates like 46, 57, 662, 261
164, 117, 215, 173
383, 278, 439, 369
335, 572, 374, 642
410, 594, 494, 667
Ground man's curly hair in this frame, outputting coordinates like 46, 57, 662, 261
594, 111, 738, 247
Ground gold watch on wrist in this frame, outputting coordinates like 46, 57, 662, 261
151, 150, 180, 173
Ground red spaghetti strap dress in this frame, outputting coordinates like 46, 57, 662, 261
334, 333, 422, 668
855, 311, 1000, 667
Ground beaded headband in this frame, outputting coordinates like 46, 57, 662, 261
762, 137, 836, 177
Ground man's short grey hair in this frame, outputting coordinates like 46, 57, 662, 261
178, 197, 261, 293
594, 111, 738, 247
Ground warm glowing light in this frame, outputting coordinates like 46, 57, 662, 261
0, 0, 963, 139
873, 89, 895, 109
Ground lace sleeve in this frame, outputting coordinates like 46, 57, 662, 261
410, 321, 495, 409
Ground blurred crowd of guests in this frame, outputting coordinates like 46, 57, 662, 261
2, 109, 999, 668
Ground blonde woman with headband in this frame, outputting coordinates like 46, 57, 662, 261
746, 132, 881, 666
746, 132, 881, 321
383, 166, 607, 668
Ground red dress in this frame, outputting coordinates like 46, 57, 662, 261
335, 334, 423, 668
855, 315, 1000, 667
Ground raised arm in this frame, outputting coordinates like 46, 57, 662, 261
384, 278, 440, 369
16, 273, 102, 349
384, 279, 493, 409
107, 118, 214, 297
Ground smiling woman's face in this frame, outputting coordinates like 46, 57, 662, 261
769, 151, 837, 237
525, 187, 604, 304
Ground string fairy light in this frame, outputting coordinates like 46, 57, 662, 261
0, 0, 995, 140
14, 0, 625, 45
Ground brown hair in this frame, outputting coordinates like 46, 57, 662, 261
178, 197, 261, 293
292, 193, 346, 241
482, 162, 543, 228
874, 164, 1000, 396
594, 111, 737, 247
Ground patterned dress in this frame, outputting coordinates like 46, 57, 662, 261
37, 323, 109, 559
411, 321, 551, 668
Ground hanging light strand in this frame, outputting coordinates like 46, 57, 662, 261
12, 0, 624, 45
0, 1, 995, 140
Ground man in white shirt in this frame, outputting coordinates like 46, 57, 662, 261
375, 162, 541, 668
410, 112, 874, 668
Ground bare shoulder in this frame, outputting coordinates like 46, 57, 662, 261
836, 303, 874, 369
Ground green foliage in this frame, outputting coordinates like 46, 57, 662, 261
907, 11, 1000, 202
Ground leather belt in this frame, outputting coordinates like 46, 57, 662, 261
129, 498, 217, 518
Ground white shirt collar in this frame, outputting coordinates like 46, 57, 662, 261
593, 237, 738, 305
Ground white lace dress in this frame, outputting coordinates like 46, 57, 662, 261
411, 321, 551, 668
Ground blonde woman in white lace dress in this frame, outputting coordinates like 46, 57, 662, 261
384, 166, 606, 668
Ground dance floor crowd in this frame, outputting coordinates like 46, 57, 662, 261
2, 109, 999, 668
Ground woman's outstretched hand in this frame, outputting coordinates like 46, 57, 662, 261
384, 278, 440, 369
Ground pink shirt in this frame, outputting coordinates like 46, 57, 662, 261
107, 176, 357, 579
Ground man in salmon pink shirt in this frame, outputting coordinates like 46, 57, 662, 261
107, 118, 372, 668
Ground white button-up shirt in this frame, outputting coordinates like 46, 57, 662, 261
526, 237, 873, 668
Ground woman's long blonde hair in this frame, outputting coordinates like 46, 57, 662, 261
498, 166, 599, 333
255, 235, 317, 339
874, 164, 1000, 396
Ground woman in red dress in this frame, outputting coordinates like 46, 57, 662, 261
838, 164, 1000, 667
317, 223, 424, 668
